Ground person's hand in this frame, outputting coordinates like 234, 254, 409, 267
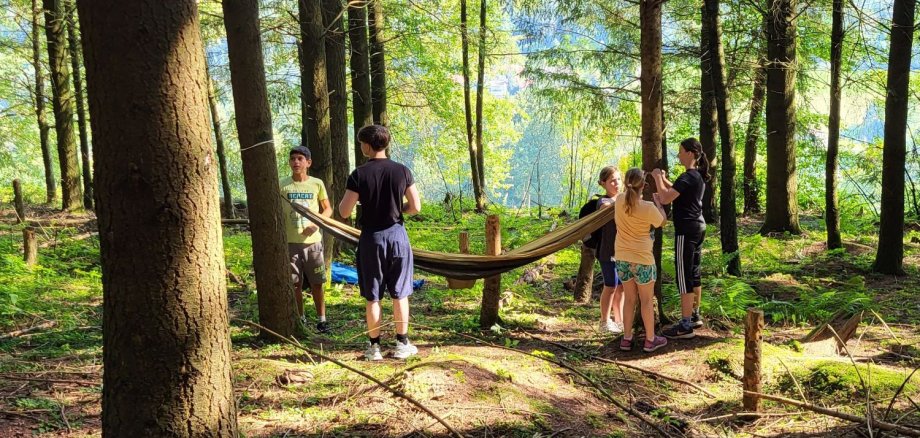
651, 168, 663, 179
652, 192, 662, 205
301, 224, 318, 237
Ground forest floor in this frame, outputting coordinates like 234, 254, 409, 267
1, 204, 920, 437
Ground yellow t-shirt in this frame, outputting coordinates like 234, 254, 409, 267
614, 194, 666, 266
280, 176, 328, 244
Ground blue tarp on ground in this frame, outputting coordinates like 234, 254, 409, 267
330, 262, 425, 291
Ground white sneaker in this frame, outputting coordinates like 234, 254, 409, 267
392, 341, 419, 359
364, 342, 383, 361
600, 320, 623, 334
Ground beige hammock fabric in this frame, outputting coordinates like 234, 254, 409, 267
289, 201, 614, 280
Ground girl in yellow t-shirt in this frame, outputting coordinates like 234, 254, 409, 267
614, 168, 668, 353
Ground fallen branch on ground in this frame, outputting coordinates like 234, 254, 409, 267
235, 319, 465, 438
744, 390, 920, 437
0, 375, 97, 387
0, 321, 56, 340
696, 411, 801, 422
523, 331, 717, 398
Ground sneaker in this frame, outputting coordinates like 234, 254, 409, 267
662, 323, 696, 339
316, 321, 330, 334
619, 337, 633, 351
690, 312, 704, 329
643, 335, 668, 353
392, 340, 418, 359
364, 342, 383, 361
600, 320, 624, 334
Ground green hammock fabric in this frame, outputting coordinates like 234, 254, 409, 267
289, 201, 615, 280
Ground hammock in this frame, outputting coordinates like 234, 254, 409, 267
289, 201, 614, 280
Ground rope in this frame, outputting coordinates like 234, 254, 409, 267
240, 139, 274, 153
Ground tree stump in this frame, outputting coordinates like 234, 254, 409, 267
13, 179, 25, 223
480, 215, 501, 329
743, 308, 764, 411
23, 227, 37, 266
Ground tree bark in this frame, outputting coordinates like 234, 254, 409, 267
323, 0, 350, 225
224, 0, 299, 338
205, 63, 235, 219
699, 2, 719, 224
300, 0, 333, 186
461, 0, 485, 211
874, 0, 914, 274
706, 0, 741, 276
77, 0, 238, 434
474, 0, 487, 194
743, 63, 766, 215
574, 244, 594, 304
480, 215, 501, 328
641, 0, 665, 325
368, 0, 387, 126
826, 0, 844, 250
761, 0, 801, 234
348, 1, 372, 167
66, 2, 92, 210
31, 0, 56, 204
44, 0, 82, 211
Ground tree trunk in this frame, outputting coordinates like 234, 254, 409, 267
348, 1, 372, 167
31, 0, 56, 204
77, 0, 238, 434
826, 0, 844, 250
224, 0, 299, 337
474, 0, 487, 194
461, 0, 485, 212
479, 214, 501, 328
44, 0, 82, 211
874, 0, 914, 275
743, 63, 766, 215
368, 0, 387, 125
706, 0, 741, 276
323, 0, 350, 221
205, 63, 235, 219
66, 2, 92, 210
699, 3, 719, 224
641, 0, 665, 325
761, 0, 801, 234
574, 244, 594, 304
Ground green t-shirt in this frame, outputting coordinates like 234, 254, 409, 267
280, 176, 328, 244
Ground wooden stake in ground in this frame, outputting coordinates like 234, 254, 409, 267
13, 179, 25, 223
23, 227, 37, 266
743, 308, 764, 411
480, 215, 501, 328
448, 231, 476, 289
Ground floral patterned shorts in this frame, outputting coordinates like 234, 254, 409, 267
615, 260, 657, 285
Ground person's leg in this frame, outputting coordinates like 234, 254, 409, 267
310, 284, 325, 318
621, 280, 637, 341
366, 300, 382, 338
288, 244, 306, 321
611, 283, 624, 325
664, 236, 697, 339
600, 285, 615, 324
305, 242, 327, 330
691, 228, 706, 326
388, 225, 417, 358
636, 280, 657, 342
393, 297, 409, 336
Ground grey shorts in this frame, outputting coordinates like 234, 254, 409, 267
289, 242, 326, 288
356, 223, 414, 302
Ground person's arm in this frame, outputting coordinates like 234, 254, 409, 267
319, 198, 333, 218
651, 169, 680, 205
403, 184, 421, 215
651, 193, 668, 228
339, 189, 359, 218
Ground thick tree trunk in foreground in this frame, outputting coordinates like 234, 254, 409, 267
300, 0, 333, 186
323, 0, 350, 226
705, 0, 741, 276
369, 0, 387, 125
761, 0, 801, 234
699, 3, 719, 223
31, 0, 56, 204
77, 0, 238, 434
224, 0, 299, 337
825, 0, 844, 250
44, 0, 82, 211
874, 0, 914, 275
574, 244, 594, 304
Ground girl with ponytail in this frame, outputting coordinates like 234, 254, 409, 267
614, 168, 668, 353
650, 137, 709, 340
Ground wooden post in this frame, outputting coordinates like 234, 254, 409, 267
447, 231, 476, 289
479, 215, 501, 329
573, 243, 595, 303
743, 308, 764, 411
23, 227, 37, 266
13, 179, 25, 223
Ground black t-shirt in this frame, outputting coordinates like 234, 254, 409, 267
596, 197, 617, 262
671, 169, 706, 233
346, 158, 415, 232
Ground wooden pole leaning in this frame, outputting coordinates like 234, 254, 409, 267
743, 308, 764, 411
479, 215, 501, 329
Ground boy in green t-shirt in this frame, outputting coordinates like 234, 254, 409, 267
280, 146, 333, 332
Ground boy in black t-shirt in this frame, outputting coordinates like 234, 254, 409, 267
339, 125, 422, 360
